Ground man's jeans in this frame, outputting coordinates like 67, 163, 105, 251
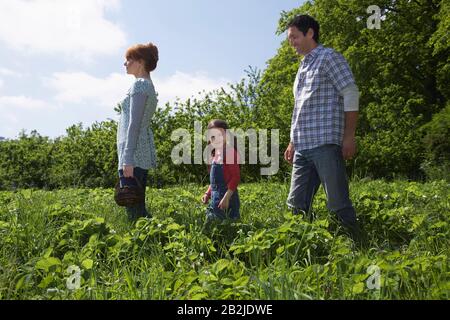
287, 144, 357, 230
118, 167, 149, 221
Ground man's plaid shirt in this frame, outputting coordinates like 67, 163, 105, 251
291, 45, 356, 151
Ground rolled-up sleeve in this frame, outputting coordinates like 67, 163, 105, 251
340, 82, 360, 112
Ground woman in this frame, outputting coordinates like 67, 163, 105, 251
117, 43, 158, 221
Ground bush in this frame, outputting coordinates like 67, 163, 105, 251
420, 103, 450, 181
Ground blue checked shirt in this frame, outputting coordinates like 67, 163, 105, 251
291, 45, 356, 151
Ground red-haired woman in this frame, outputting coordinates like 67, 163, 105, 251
117, 43, 158, 221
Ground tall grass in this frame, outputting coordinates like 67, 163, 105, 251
0, 180, 448, 300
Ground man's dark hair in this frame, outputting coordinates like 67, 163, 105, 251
287, 15, 320, 43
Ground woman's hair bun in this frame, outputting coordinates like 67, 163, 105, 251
126, 42, 159, 72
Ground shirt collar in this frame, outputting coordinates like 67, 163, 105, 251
303, 44, 323, 63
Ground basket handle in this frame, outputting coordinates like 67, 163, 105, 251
119, 176, 143, 189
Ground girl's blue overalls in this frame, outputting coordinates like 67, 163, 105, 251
206, 160, 240, 221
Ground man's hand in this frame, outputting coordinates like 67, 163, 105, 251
342, 136, 357, 160
284, 142, 295, 165
343, 111, 358, 161
123, 165, 134, 178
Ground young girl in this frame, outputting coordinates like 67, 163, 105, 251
201, 119, 241, 221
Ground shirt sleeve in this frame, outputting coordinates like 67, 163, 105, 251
226, 164, 240, 191
340, 82, 360, 112
324, 50, 355, 92
225, 149, 240, 191
122, 91, 148, 166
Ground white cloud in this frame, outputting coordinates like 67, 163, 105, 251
44, 70, 231, 109
0, 0, 126, 60
0, 70, 232, 138
0, 95, 51, 110
0, 68, 24, 78
44, 72, 133, 108
154, 71, 231, 106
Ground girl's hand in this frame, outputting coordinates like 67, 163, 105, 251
201, 193, 210, 204
123, 165, 134, 178
218, 191, 233, 210
218, 197, 230, 210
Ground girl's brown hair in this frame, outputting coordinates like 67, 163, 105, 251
126, 43, 159, 73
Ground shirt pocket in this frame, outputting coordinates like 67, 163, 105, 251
303, 70, 319, 93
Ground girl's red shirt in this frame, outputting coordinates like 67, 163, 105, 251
205, 147, 240, 197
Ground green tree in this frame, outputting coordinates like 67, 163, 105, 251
420, 103, 450, 181
260, 0, 448, 179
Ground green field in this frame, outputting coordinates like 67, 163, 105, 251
0, 180, 449, 300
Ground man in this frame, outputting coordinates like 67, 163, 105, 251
284, 15, 361, 239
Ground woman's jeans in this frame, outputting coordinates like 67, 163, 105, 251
286, 144, 359, 234
118, 167, 149, 221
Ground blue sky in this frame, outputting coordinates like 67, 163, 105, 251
0, 0, 303, 139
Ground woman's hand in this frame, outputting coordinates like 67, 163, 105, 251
201, 193, 210, 204
123, 165, 134, 178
